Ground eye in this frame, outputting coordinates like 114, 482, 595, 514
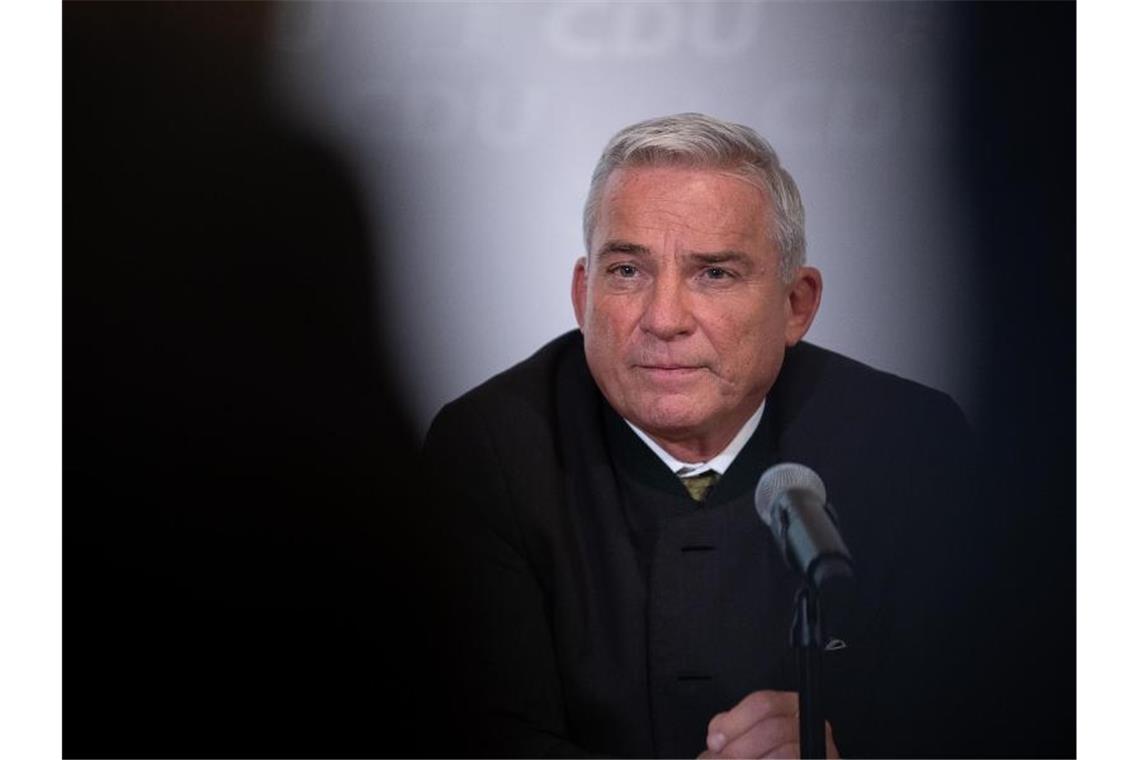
703, 267, 733, 280
611, 264, 639, 278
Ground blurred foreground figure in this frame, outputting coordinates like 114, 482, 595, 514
66, 3, 434, 757
422, 113, 986, 758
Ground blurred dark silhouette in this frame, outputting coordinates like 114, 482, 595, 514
946, 3, 1075, 757
65, 3, 438, 757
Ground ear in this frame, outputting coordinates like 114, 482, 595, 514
571, 256, 588, 330
784, 266, 822, 346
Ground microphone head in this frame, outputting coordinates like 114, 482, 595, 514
754, 463, 854, 634
754, 462, 827, 529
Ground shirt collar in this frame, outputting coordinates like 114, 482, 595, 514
624, 401, 766, 478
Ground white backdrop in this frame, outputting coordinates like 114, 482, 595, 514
269, 2, 978, 438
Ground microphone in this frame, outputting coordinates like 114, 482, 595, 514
754, 463, 855, 599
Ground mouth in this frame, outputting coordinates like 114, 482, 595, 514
635, 364, 705, 380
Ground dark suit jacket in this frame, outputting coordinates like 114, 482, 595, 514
421, 331, 982, 758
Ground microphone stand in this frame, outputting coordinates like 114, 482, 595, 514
791, 585, 826, 759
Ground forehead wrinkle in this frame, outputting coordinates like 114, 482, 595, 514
594, 166, 774, 261
607, 203, 758, 247
616, 190, 762, 239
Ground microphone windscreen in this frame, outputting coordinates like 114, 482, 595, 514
754, 462, 827, 528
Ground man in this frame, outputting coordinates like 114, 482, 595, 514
422, 113, 979, 758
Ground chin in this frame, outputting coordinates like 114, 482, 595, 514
630, 399, 707, 438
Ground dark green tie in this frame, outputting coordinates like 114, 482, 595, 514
681, 471, 720, 502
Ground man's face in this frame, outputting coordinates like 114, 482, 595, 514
572, 166, 820, 460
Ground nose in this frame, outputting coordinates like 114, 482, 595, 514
639, 273, 695, 340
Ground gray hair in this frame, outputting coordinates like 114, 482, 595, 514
582, 113, 805, 281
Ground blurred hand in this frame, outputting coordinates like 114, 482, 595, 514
698, 690, 839, 759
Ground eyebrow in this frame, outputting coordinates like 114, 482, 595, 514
596, 240, 651, 258
688, 250, 751, 265
595, 242, 752, 264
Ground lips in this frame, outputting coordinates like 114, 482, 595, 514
635, 364, 705, 383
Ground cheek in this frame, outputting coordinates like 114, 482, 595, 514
588, 297, 638, 342
707, 310, 766, 351
583, 307, 630, 379
706, 310, 785, 376
585, 312, 617, 354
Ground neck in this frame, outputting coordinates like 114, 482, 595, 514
650, 433, 732, 464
